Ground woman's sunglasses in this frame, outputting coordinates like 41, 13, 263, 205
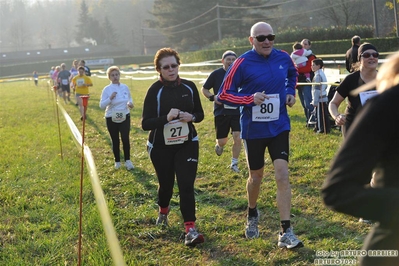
253, 34, 276, 42
160, 64, 179, 70
361, 52, 379, 59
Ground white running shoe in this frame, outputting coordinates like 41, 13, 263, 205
278, 227, 304, 249
125, 160, 134, 170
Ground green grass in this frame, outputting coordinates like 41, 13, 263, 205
0, 75, 370, 265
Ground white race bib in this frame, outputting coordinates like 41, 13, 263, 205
61, 79, 69, 85
163, 120, 189, 145
77, 79, 84, 86
252, 94, 280, 122
359, 90, 378, 106
111, 110, 126, 123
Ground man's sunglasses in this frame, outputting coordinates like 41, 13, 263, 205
253, 34, 276, 42
160, 64, 179, 70
361, 52, 379, 58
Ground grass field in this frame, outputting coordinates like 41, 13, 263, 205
0, 73, 371, 265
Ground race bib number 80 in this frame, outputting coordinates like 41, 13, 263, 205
252, 93, 280, 122
163, 120, 189, 145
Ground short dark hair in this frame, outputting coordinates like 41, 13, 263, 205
312, 58, 324, 68
78, 66, 85, 71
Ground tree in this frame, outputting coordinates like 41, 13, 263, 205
76, 0, 92, 45
102, 17, 118, 45
148, 0, 278, 51
317, 0, 363, 27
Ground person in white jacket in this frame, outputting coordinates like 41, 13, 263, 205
310, 58, 330, 133
99, 66, 134, 170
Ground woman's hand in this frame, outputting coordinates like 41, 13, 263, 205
178, 111, 193, 122
110, 92, 117, 100
167, 108, 180, 121
335, 114, 346, 126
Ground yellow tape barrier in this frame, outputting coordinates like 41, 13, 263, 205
57, 102, 126, 266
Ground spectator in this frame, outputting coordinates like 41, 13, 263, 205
291, 42, 312, 82
310, 58, 330, 134
322, 51, 399, 266
99, 66, 134, 170
201, 50, 242, 173
217, 22, 303, 249
297, 39, 316, 127
345, 35, 361, 73
141, 48, 205, 247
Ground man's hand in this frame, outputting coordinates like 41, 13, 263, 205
286, 94, 296, 107
253, 91, 268, 105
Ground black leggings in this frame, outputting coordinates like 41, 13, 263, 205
106, 114, 131, 162
149, 141, 199, 222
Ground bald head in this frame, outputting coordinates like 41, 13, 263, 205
250, 22, 273, 37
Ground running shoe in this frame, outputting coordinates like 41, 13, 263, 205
156, 206, 170, 226
278, 227, 304, 249
156, 213, 169, 226
125, 160, 134, 170
215, 144, 224, 156
184, 228, 205, 247
245, 211, 259, 239
230, 164, 240, 173
114, 162, 121, 169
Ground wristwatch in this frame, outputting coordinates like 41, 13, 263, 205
192, 115, 196, 122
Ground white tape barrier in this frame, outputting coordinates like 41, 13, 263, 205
57, 102, 126, 266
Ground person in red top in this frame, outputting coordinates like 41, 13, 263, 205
297, 39, 316, 127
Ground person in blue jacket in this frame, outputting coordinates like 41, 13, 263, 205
217, 21, 303, 249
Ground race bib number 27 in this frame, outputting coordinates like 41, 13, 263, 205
163, 120, 189, 145
252, 93, 280, 122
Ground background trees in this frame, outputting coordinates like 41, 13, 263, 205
0, 0, 396, 54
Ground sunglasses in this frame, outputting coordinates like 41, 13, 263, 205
253, 34, 276, 42
361, 52, 379, 58
160, 64, 179, 70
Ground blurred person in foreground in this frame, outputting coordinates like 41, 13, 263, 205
99, 66, 134, 170
71, 66, 93, 120
141, 48, 205, 247
201, 50, 242, 173
217, 22, 303, 249
322, 51, 399, 266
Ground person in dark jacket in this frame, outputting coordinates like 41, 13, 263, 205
141, 47, 205, 247
322, 51, 399, 266
345, 35, 361, 73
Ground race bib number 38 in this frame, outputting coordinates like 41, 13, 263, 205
252, 93, 280, 122
111, 110, 126, 123
163, 120, 189, 145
